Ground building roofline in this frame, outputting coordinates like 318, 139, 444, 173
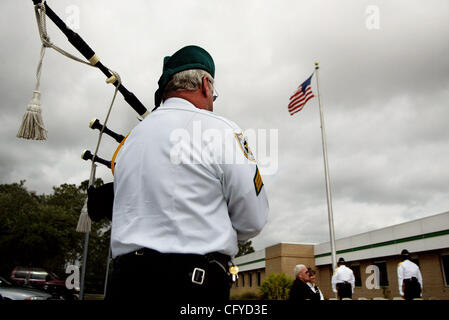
315, 228, 449, 258
233, 211, 449, 268
332, 211, 449, 242
279, 242, 317, 245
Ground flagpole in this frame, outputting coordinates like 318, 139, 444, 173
103, 247, 112, 297
314, 62, 337, 272
79, 163, 96, 300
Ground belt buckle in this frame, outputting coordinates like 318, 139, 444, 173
192, 268, 205, 285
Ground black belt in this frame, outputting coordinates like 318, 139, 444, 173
337, 281, 351, 287
115, 248, 231, 286
116, 247, 230, 271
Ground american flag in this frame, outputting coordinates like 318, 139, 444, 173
288, 73, 315, 116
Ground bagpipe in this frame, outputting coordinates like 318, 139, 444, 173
18, 1, 145, 227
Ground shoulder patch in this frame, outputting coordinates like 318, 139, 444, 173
253, 166, 264, 196
234, 132, 256, 162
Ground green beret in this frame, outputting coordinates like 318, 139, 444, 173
154, 45, 215, 108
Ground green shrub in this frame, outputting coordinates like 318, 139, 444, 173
230, 291, 262, 300
230, 293, 241, 300
259, 273, 293, 300
239, 291, 262, 300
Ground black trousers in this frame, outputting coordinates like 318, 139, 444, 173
403, 278, 421, 300
336, 282, 352, 299
105, 248, 231, 303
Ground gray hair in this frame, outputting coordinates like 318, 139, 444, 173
163, 69, 213, 99
294, 264, 307, 277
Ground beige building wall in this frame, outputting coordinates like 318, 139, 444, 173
230, 243, 315, 298
230, 268, 265, 298
230, 211, 449, 300
316, 250, 449, 300
316, 265, 333, 299
231, 246, 449, 300
265, 243, 315, 279
418, 251, 449, 299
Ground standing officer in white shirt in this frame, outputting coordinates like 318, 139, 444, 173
397, 249, 423, 300
331, 257, 355, 299
107, 45, 269, 302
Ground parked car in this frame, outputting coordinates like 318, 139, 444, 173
10, 267, 78, 300
0, 276, 53, 300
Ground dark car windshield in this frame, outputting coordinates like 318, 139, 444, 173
0, 276, 13, 287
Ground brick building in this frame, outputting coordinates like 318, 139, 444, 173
231, 211, 449, 300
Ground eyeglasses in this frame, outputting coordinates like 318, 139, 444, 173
207, 78, 219, 102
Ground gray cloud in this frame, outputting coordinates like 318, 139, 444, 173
1, 0, 448, 252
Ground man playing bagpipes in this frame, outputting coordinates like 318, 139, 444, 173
107, 45, 269, 302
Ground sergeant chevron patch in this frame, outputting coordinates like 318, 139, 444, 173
253, 166, 263, 196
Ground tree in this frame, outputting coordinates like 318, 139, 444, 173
0, 180, 110, 293
236, 240, 255, 257
259, 273, 293, 300
0, 181, 47, 275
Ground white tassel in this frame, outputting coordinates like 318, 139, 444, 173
76, 199, 91, 233
17, 90, 47, 140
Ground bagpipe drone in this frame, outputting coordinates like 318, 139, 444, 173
18, 1, 144, 228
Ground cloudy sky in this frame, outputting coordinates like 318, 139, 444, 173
1, 0, 448, 252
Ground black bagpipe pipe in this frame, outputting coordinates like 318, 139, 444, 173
81, 149, 113, 169
32, 0, 149, 118
81, 149, 115, 221
81, 148, 115, 221
83, 119, 126, 221
89, 118, 125, 144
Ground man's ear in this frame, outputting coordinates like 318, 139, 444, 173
201, 76, 209, 97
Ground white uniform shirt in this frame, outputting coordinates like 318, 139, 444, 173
331, 265, 355, 293
397, 259, 423, 296
111, 97, 269, 258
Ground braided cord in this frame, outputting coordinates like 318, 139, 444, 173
34, 3, 122, 184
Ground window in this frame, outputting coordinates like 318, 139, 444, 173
374, 262, 389, 286
441, 255, 449, 286
257, 272, 261, 286
31, 272, 47, 280
249, 273, 252, 287
14, 271, 28, 279
349, 264, 362, 287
